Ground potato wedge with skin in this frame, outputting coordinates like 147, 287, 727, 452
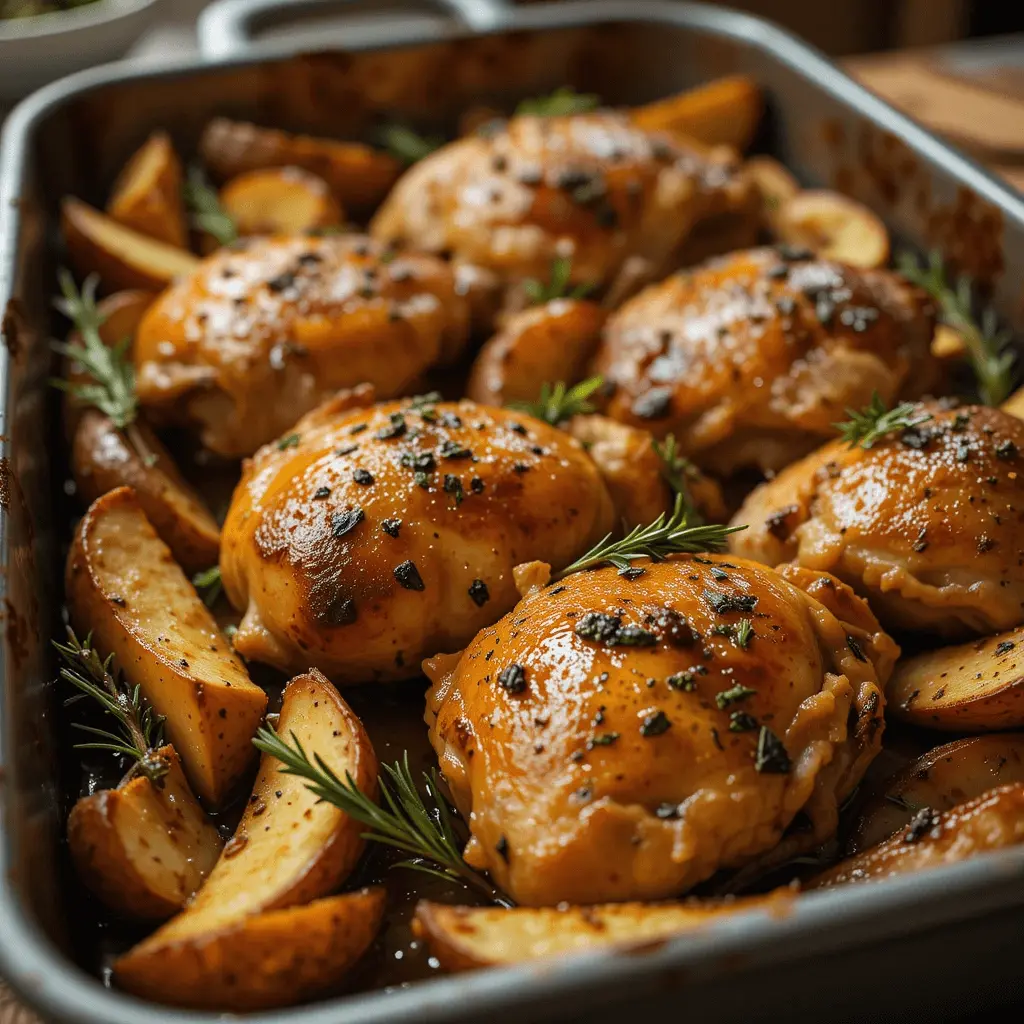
67, 745, 222, 920
220, 167, 344, 236
810, 783, 1024, 888
128, 669, 376, 954
115, 888, 385, 1011
847, 733, 1024, 854
631, 75, 762, 151
66, 487, 265, 805
199, 118, 400, 212
72, 411, 220, 575
107, 132, 188, 248
887, 624, 1024, 731
1002, 384, 1024, 420
414, 890, 796, 972
62, 198, 200, 293
774, 190, 890, 269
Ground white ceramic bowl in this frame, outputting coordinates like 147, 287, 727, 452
0, 0, 164, 103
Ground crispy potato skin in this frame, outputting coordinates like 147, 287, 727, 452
219, 167, 344, 235
67, 746, 222, 920
114, 888, 385, 1010
732, 403, 1024, 638
107, 131, 188, 248
66, 487, 266, 806
222, 399, 615, 683
71, 411, 220, 575
810, 783, 1024, 888
594, 247, 936, 473
371, 111, 755, 294
134, 234, 470, 457
424, 556, 893, 906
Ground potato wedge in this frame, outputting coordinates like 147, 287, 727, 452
631, 75, 762, 151
66, 487, 266, 805
1002, 384, 1024, 421
125, 669, 375, 954
810, 783, 1024, 888
774, 190, 890, 269
199, 118, 400, 212
72, 411, 220, 575
62, 198, 200, 293
107, 132, 188, 248
887, 624, 1024, 731
67, 745, 222, 920
847, 733, 1024, 853
220, 167, 344, 236
744, 156, 799, 231
414, 890, 795, 972
115, 888, 385, 1010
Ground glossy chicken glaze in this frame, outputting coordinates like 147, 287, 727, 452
370, 112, 756, 297
424, 556, 896, 906
732, 403, 1024, 638
134, 234, 470, 457
221, 396, 615, 684
593, 247, 936, 473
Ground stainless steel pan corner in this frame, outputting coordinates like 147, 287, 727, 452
2, 3, 1024, 1023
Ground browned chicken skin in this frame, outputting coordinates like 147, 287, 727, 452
134, 234, 470, 457
370, 112, 755, 300
221, 396, 615, 684
593, 247, 937, 474
424, 556, 895, 906
731, 402, 1024, 638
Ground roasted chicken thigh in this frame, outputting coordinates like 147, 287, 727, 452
424, 556, 894, 906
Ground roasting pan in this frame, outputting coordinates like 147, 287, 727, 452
2, 1, 1024, 1021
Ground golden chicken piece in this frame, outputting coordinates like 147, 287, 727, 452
221, 396, 615, 684
424, 556, 895, 906
134, 234, 470, 458
731, 402, 1024, 638
593, 247, 937, 474
370, 112, 756, 301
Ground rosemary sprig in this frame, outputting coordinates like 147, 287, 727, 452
735, 618, 754, 649
835, 392, 932, 450
54, 627, 168, 784
555, 493, 746, 580
253, 726, 510, 905
897, 249, 1016, 406
192, 565, 222, 607
183, 166, 238, 246
522, 256, 595, 306
652, 433, 702, 523
516, 86, 600, 117
376, 123, 444, 165
510, 376, 604, 426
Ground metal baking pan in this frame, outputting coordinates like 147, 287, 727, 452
3, 2, 1024, 1021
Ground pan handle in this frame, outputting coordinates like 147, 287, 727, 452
198, 0, 513, 59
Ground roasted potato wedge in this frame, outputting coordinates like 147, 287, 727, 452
811, 783, 1024, 888
66, 487, 266, 805
115, 888, 385, 1010
744, 156, 799, 231
465, 299, 606, 408
887, 624, 1024, 731
62, 198, 200, 293
107, 132, 188, 248
199, 118, 400, 212
127, 669, 375, 953
67, 745, 222, 920
775, 190, 890, 269
220, 167, 344, 236
848, 733, 1024, 853
414, 890, 795, 972
631, 75, 762, 151
1002, 384, 1024, 420
72, 411, 220, 575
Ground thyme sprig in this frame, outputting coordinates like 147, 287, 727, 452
897, 249, 1015, 406
511, 376, 604, 426
192, 565, 222, 607
555, 493, 746, 579
183, 166, 238, 246
253, 726, 511, 905
835, 392, 932, 450
54, 627, 168, 784
376, 123, 444, 165
522, 256, 595, 306
516, 86, 600, 118
652, 433, 702, 523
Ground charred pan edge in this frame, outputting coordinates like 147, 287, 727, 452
3, 2, 1024, 1023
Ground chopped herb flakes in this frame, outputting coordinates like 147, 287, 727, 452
703, 589, 758, 615
715, 684, 757, 709
735, 619, 754, 649
331, 508, 365, 538
443, 474, 465, 506
381, 518, 402, 537
754, 727, 791, 774
996, 439, 1018, 460
353, 469, 374, 486
574, 612, 657, 648
640, 710, 671, 737
401, 450, 436, 473
394, 560, 425, 591
667, 671, 698, 692
995, 640, 1016, 655
588, 732, 619, 748
729, 711, 759, 733
313, 486, 331, 500
277, 433, 300, 450
375, 412, 407, 440
440, 439, 472, 460
468, 579, 490, 607
497, 664, 527, 694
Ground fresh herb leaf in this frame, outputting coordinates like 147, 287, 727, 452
376, 123, 444, 165
510, 376, 604, 426
522, 256, 596, 305
652, 433, 702, 523
191, 565, 222, 607
516, 86, 600, 118
735, 618, 754, 649
183, 166, 238, 246
835, 392, 932, 450
898, 249, 1016, 406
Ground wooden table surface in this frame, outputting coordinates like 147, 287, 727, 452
2, 37, 1022, 1024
